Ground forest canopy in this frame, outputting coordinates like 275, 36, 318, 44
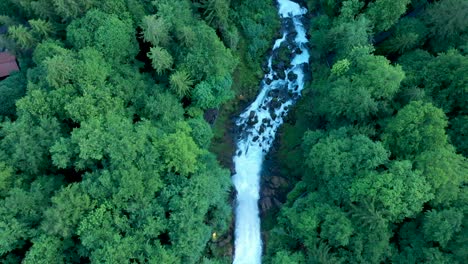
267, 0, 467, 263
0, 0, 467, 263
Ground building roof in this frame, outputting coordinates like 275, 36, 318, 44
0, 52, 19, 78
0, 26, 7, 35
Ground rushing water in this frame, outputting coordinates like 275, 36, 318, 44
232, 1, 309, 263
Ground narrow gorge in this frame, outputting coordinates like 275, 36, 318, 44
232, 1, 310, 263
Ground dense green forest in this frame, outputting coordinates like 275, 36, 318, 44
0, 0, 466, 263
0, 0, 280, 262
267, 0, 467, 263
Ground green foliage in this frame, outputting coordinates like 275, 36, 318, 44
0, 177, 63, 255
0, 72, 26, 117
320, 209, 354, 247
29, 19, 52, 38
303, 128, 389, 202
316, 47, 405, 123
415, 148, 467, 205
271, 251, 306, 264
23, 235, 67, 264
0, 163, 14, 198
233, 0, 280, 65
0, 2, 235, 260
194, 0, 230, 29
328, 17, 371, 58
351, 161, 433, 221
448, 116, 468, 156
8, 24, 35, 49
422, 49, 468, 114
382, 101, 448, 158
423, 209, 463, 247
424, 0, 468, 51
266, 0, 468, 263
192, 75, 234, 109
141, 15, 170, 46
169, 70, 194, 97
139, 90, 185, 126
181, 23, 237, 81
41, 184, 94, 238
364, 0, 411, 32
188, 117, 214, 149
147, 46, 173, 74
67, 10, 138, 62
159, 123, 201, 175
330, 59, 350, 75
1, 0, 467, 262
379, 17, 428, 54
1, 115, 63, 174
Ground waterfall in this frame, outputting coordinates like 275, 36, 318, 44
232, 1, 310, 263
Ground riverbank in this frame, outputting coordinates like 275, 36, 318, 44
207, 20, 282, 264
208, 1, 312, 262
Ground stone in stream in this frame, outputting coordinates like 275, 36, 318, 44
269, 89, 279, 97
249, 111, 255, 119
277, 70, 286, 80
271, 112, 277, 120
274, 61, 286, 72
270, 98, 282, 109
261, 61, 269, 73
287, 71, 298, 81
259, 125, 266, 134
233, 2, 309, 262
247, 111, 258, 126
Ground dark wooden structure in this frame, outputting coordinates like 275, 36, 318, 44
0, 52, 19, 79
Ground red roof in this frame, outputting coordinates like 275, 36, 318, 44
0, 52, 19, 78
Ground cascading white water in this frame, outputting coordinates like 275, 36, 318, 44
232, 1, 309, 263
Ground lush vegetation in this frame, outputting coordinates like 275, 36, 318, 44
0, 0, 280, 263
267, 0, 467, 263
0, 0, 466, 263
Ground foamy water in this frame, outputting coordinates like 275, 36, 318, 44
232, 1, 309, 263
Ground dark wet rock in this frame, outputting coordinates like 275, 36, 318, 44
230, 164, 236, 175
271, 112, 277, 120
260, 197, 273, 212
273, 74, 279, 80
269, 89, 279, 97
253, 136, 259, 142
270, 176, 287, 188
270, 99, 282, 109
287, 71, 298, 81
247, 112, 258, 125
259, 125, 266, 134
294, 48, 302, 54
261, 61, 269, 73
276, 61, 286, 71
265, 78, 272, 85
203, 108, 219, 125
277, 70, 286, 80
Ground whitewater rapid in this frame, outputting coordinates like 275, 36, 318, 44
232, 1, 309, 263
